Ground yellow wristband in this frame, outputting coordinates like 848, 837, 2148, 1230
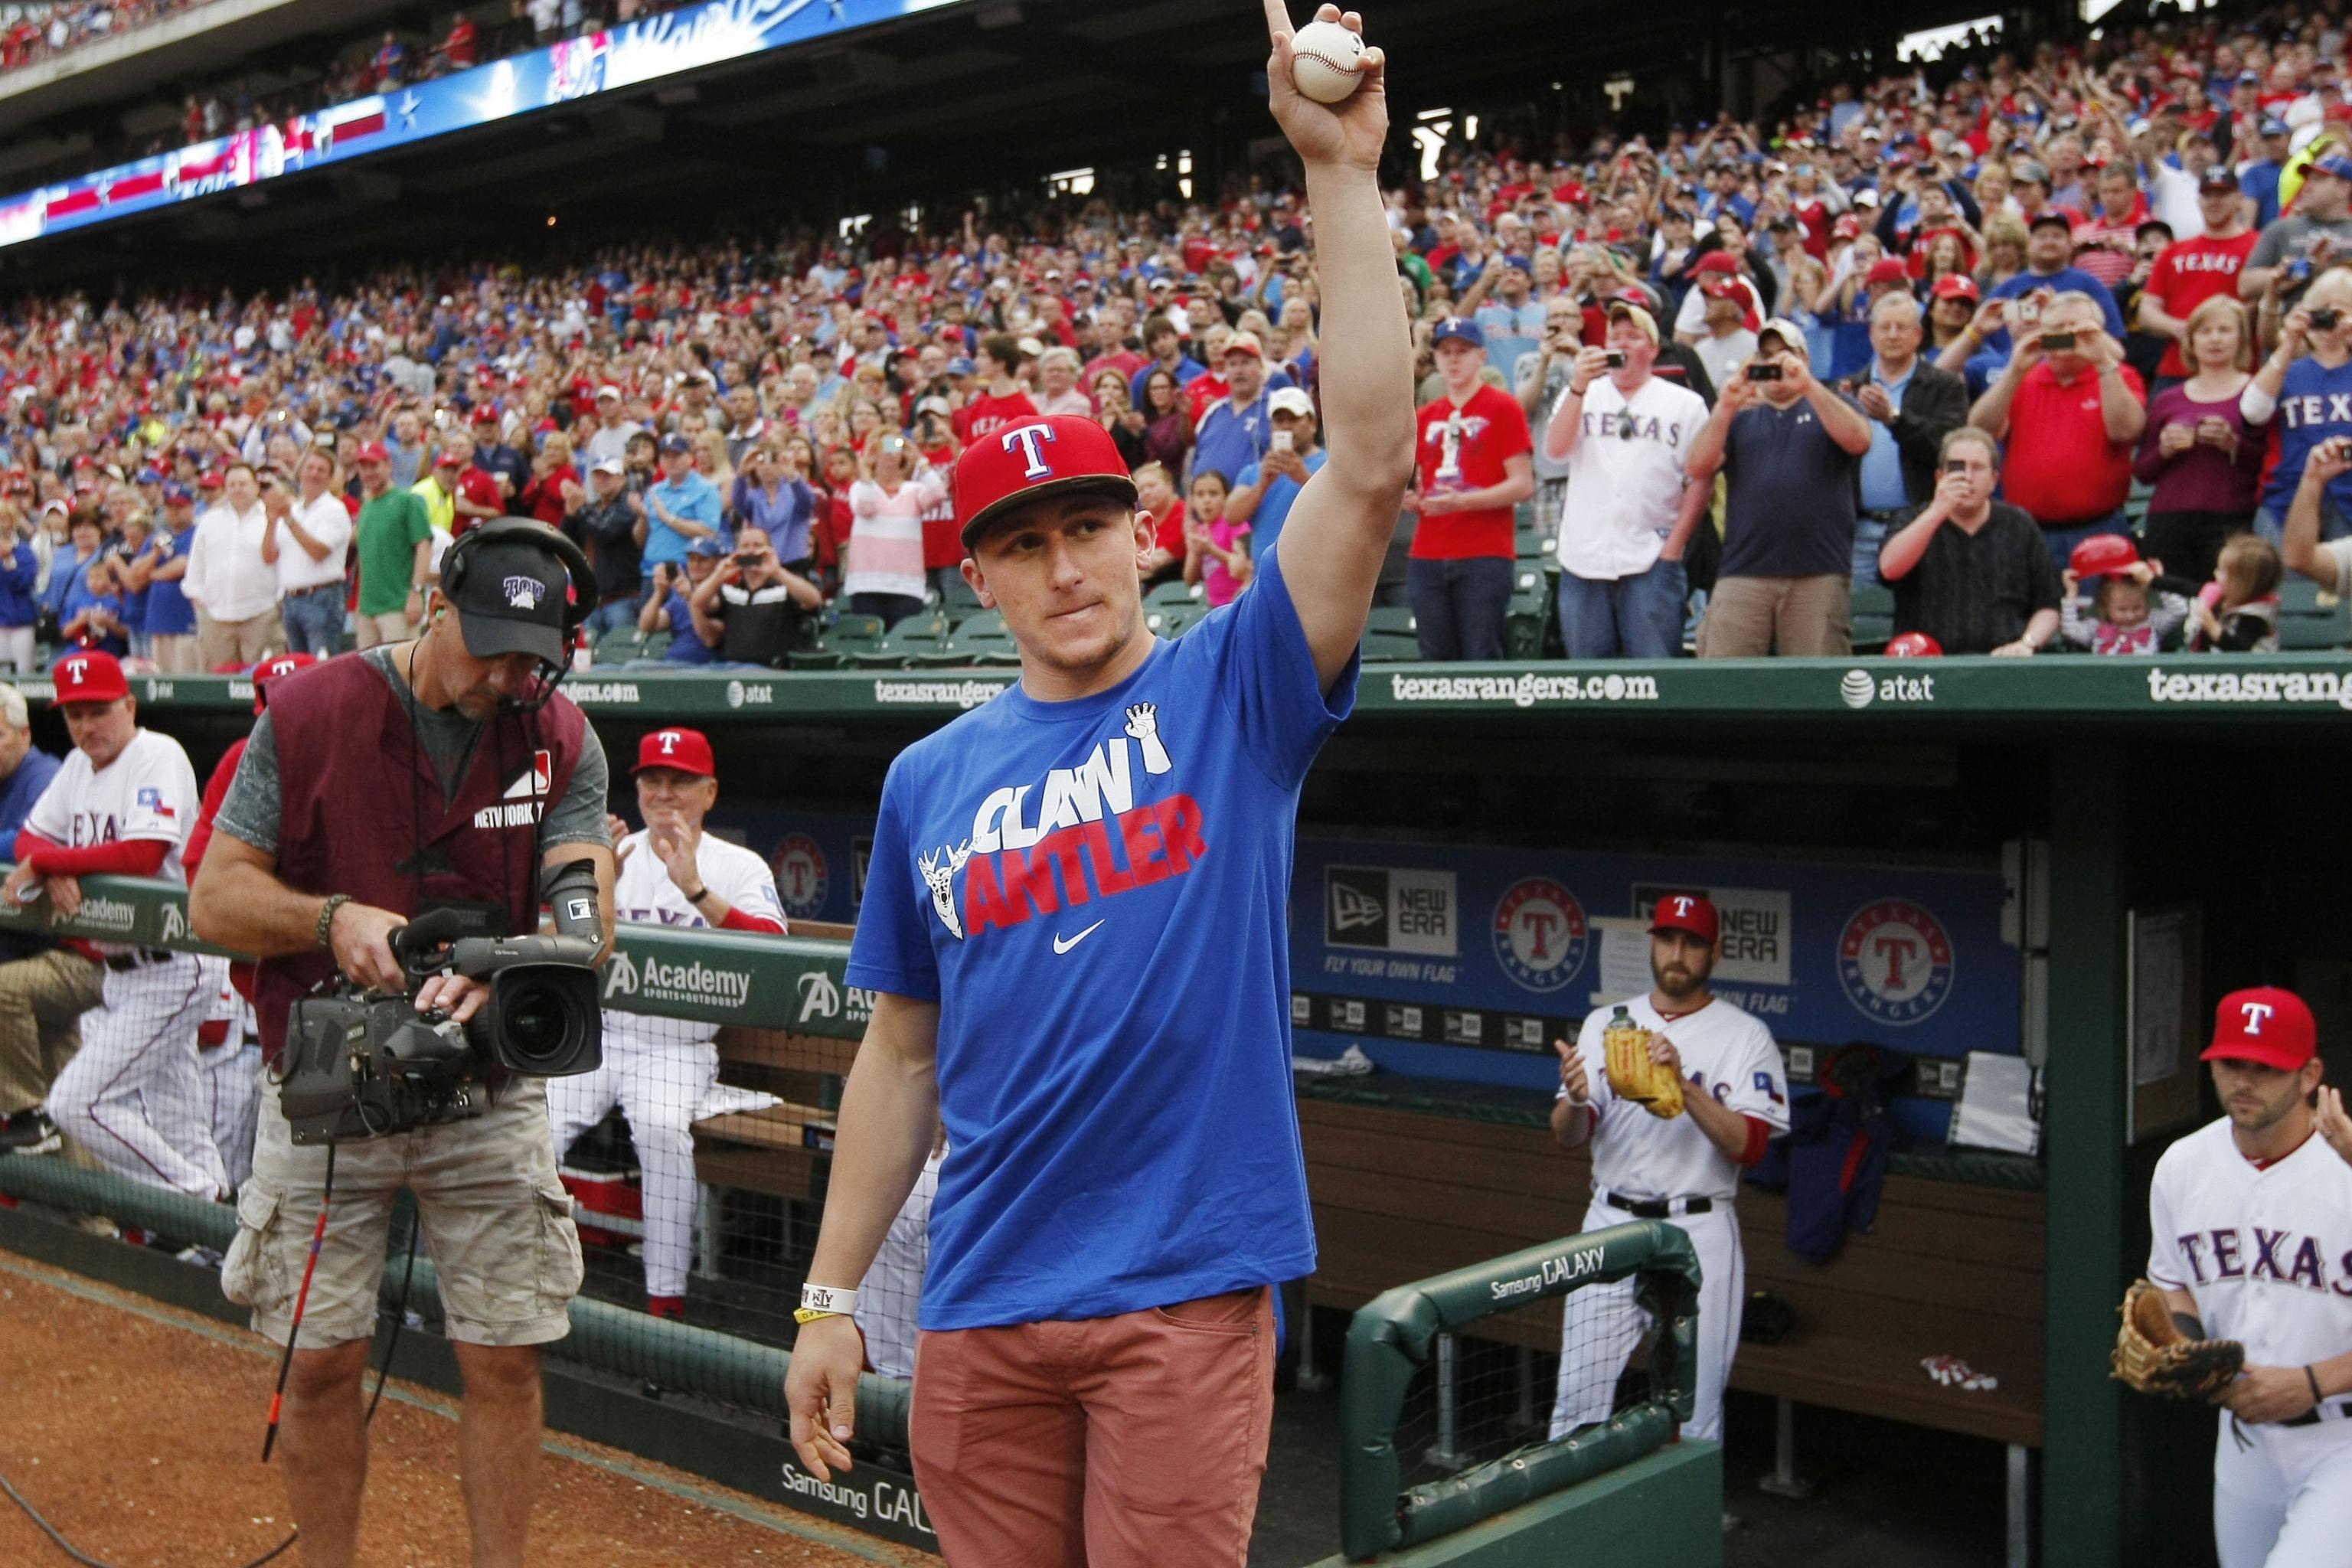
794, 1307, 846, 1325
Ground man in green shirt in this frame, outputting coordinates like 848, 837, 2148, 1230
351, 441, 434, 648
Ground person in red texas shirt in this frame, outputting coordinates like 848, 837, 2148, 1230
1406, 316, 1535, 660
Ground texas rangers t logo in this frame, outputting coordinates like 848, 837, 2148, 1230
1669, 895, 1695, 920
2242, 1001, 2275, 1034
1001, 424, 1057, 479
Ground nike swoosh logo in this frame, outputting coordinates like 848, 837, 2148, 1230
1053, 920, 1106, 955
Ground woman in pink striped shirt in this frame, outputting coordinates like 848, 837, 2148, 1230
843, 436, 946, 628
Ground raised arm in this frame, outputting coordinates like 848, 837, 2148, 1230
1253, 2, 1415, 691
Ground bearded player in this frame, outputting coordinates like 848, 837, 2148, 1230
782, 7, 1412, 1563
1549, 895, 1788, 1445
2144, 988, 2352, 1568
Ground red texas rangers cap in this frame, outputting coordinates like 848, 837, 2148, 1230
952, 414, 1138, 550
2201, 987, 2317, 1071
250, 651, 318, 715
634, 727, 716, 779
1648, 893, 1720, 945
51, 649, 129, 708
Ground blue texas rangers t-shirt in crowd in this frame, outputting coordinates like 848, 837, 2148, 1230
847, 548, 1355, 1331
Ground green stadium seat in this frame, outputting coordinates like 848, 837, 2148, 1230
2278, 606, 2351, 650
1361, 605, 1419, 662
593, 626, 642, 664
1851, 584, 1896, 619
1504, 567, 1552, 660
1851, 616, 1893, 655
1145, 604, 1197, 639
857, 614, 952, 668
2278, 577, 2328, 616
789, 612, 885, 670
1146, 579, 1202, 609
639, 630, 671, 661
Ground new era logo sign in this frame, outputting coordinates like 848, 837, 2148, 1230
1329, 877, 1387, 936
503, 574, 544, 610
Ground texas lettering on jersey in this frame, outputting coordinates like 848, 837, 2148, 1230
915, 701, 1206, 941
2170, 1225, 2352, 1297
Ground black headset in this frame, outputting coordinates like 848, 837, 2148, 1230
438, 516, 597, 640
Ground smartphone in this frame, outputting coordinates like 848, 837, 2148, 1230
2314, 308, 2343, 331
2012, 299, 2041, 326
1271, 430, 1293, 452
1604, 350, 1627, 369
1942, 459, 1969, 475
1746, 362, 1783, 382
2041, 331, 2078, 351
733, 551, 760, 567
2288, 256, 2317, 283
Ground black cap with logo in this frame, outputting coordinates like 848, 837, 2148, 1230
446, 529, 570, 668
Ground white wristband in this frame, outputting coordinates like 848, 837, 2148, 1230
800, 1283, 858, 1315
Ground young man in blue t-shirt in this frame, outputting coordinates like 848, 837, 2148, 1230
784, 8, 1413, 1561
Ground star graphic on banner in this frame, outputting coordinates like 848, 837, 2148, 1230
399, 92, 421, 128
95, 177, 112, 205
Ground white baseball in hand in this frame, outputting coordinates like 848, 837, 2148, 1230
1289, 18, 1367, 103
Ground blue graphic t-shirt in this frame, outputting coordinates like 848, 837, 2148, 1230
848, 550, 1356, 1331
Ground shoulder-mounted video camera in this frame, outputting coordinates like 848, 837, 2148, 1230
278, 861, 604, 1144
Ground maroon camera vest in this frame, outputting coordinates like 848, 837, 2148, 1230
253, 652, 586, 1065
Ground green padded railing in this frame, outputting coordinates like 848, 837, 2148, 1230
0, 871, 861, 1037
1337, 1220, 1701, 1561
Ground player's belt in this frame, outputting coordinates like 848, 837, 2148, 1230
1599, 1189, 1715, 1219
103, 949, 175, 972
2282, 1399, 2350, 1428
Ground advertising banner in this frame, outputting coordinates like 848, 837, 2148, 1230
0, 0, 961, 249
1292, 836, 2020, 1139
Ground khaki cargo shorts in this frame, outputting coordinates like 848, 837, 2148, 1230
222, 1073, 584, 1350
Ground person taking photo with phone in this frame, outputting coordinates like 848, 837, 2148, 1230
687, 521, 823, 669
1543, 299, 1710, 659
1684, 318, 1873, 656
2241, 267, 2352, 550
1969, 289, 2148, 570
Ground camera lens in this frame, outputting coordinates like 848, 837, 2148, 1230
497, 975, 587, 1070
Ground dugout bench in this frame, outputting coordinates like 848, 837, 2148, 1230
1295, 1076, 2045, 1565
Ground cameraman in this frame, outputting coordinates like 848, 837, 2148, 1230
687, 524, 822, 668
190, 521, 616, 1568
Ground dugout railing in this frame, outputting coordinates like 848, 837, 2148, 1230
1332, 1220, 1706, 1563
0, 871, 920, 1447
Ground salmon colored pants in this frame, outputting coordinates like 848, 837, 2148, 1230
909, 1285, 1276, 1567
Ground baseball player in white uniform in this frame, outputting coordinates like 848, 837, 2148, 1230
547, 725, 785, 1318
1548, 894, 1789, 1444
1, 651, 224, 1199
854, 1139, 945, 1380
2145, 986, 2352, 1568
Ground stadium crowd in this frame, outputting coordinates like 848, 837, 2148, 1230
0, 0, 2350, 665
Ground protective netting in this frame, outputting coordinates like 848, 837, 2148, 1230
1386, 1286, 1667, 1497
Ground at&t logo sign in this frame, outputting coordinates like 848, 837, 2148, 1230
1837, 898, 1955, 1024
1491, 877, 1588, 993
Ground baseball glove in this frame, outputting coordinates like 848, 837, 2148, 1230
2110, 1279, 2243, 1400
1602, 1015, 1684, 1119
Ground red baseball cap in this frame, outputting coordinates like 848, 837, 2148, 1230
1885, 631, 1944, 657
2201, 986, 2317, 1071
197, 470, 224, 490
2069, 534, 2140, 580
51, 648, 129, 707
951, 414, 1138, 550
1692, 250, 1741, 276
1649, 893, 1720, 945
1930, 273, 1980, 302
1866, 256, 1913, 288
634, 726, 715, 778
250, 651, 318, 715
354, 441, 390, 465
1700, 275, 1743, 299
